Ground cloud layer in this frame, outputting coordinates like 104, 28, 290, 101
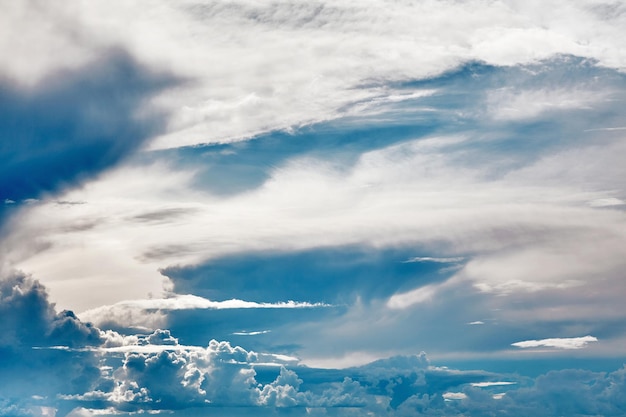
2, 1, 626, 416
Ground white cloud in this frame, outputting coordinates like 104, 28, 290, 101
232, 330, 271, 336
2, 0, 626, 148
5, 130, 626, 314
80, 294, 329, 328
386, 284, 440, 310
442, 392, 467, 401
588, 197, 625, 207
300, 351, 392, 369
87, 294, 328, 312
486, 87, 611, 121
470, 381, 516, 388
511, 335, 598, 350
403, 257, 465, 264
2, 0, 626, 368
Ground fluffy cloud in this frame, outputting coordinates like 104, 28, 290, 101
0, 272, 103, 411
0, 281, 624, 417
71, 339, 306, 409
61, 343, 483, 414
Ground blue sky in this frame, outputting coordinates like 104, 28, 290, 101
2, 1, 626, 416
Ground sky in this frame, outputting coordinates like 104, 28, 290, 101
1, 0, 626, 416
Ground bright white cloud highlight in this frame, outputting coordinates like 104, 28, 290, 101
85, 294, 328, 313
232, 330, 272, 336
403, 257, 465, 263
2, 1, 626, 147
588, 197, 625, 207
79, 294, 329, 328
471, 381, 516, 388
511, 335, 598, 350
442, 392, 467, 401
486, 87, 611, 120
386, 284, 440, 310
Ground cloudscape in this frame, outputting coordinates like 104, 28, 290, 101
2, 1, 626, 416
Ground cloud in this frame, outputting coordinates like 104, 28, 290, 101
79, 294, 330, 329
588, 198, 625, 208
0, 49, 177, 220
386, 283, 441, 309
1, 1, 626, 416
0, 272, 103, 409
56, 346, 490, 414
512, 336, 598, 350
232, 330, 272, 336
486, 87, 611, 121
403, 257, 465, 264
3, 316, 626, 417
66, 340, 302, 409
5, 57, 626, 321
89, 294, 329, 311
443, 392, 467, 401
470, 382, 516, 388
3, 1, 625, 151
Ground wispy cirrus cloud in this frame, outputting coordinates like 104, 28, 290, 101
3, 1, 626, 149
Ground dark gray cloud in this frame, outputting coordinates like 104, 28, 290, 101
0, 272, 103, 405
0, 48, 178, 225
162, 246, 453, 305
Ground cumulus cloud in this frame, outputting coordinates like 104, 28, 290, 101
58, 347, 490, 414
67, 339, 328, 410
512, 336, 598, 350
3, 314, 625, 417
443, 392, 468, 401
0, 272, 103, 412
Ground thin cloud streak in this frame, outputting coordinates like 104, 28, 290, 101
403, 257, 466, 263
512, 336, 599, 350
79, 294, 330, 327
